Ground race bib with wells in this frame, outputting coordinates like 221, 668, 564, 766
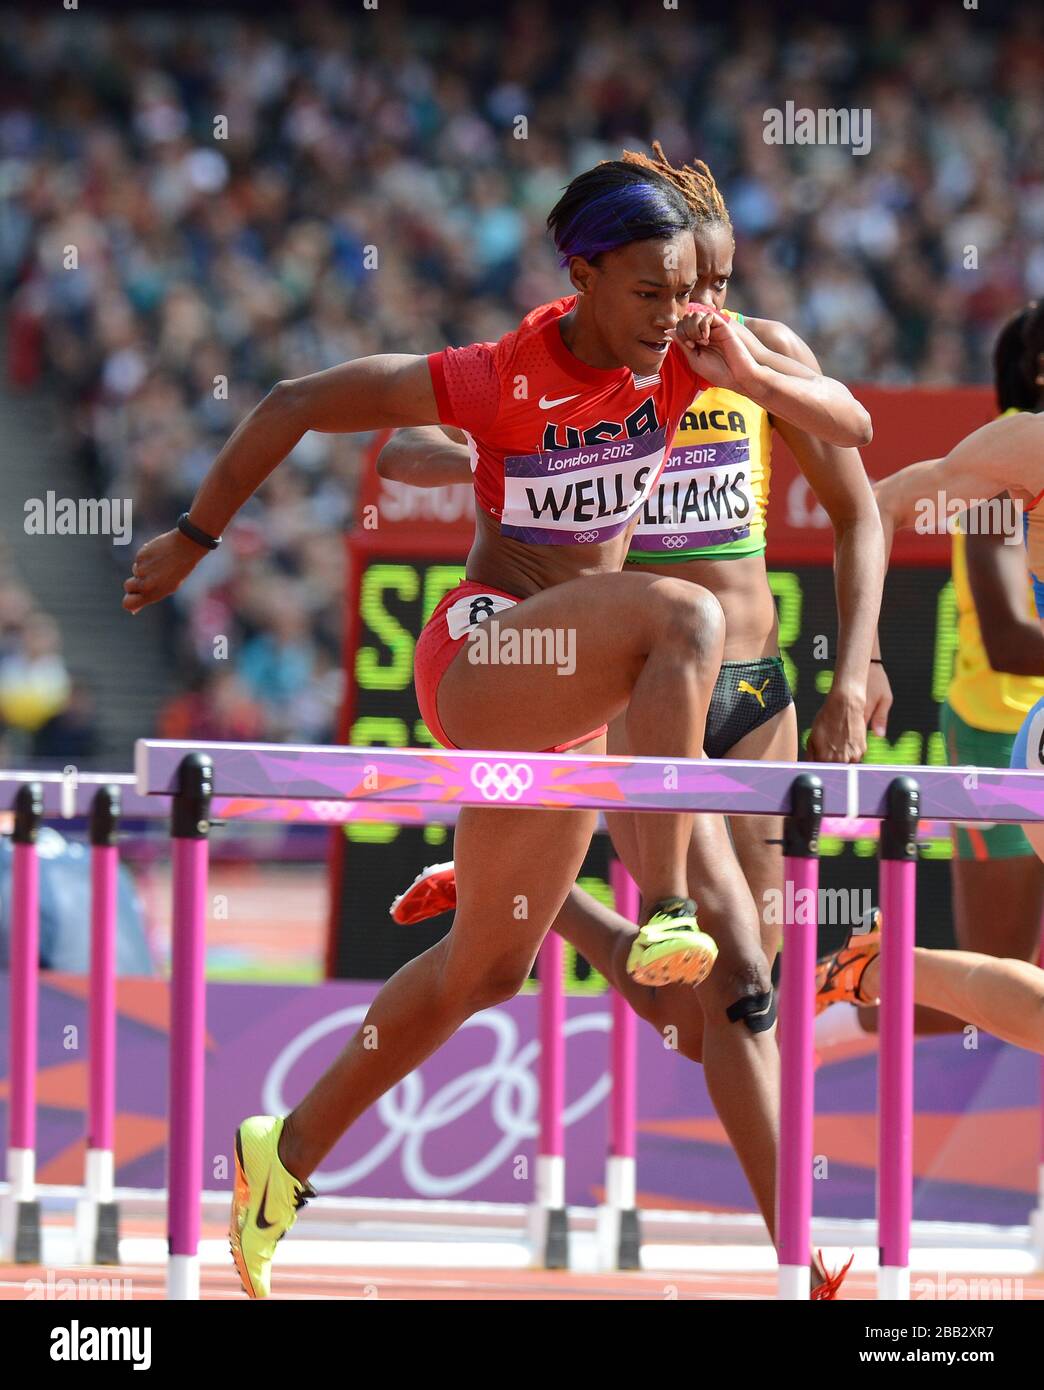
499, 426, 669, 545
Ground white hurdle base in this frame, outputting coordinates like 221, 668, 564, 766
778, 1263, 810, 1299
1, 1148, 41, 1264
8, 1185, 1040, 1280
167, 1254, 200, 1301
75, 1150, 120, 1265
878, 1265, 911, 1300
1030, 1164, 1044, 1270
595, 1156, 641, 1271
527, 1155, 569, 1269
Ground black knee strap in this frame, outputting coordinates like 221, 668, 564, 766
726, 989, 778, 1033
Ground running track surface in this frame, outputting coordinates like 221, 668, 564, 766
5, 1264, 1044, 1300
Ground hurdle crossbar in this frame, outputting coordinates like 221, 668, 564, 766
134, 739, 1044, 822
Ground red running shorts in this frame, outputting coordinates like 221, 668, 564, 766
414, 580, 607, 752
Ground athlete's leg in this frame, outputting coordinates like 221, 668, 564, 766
857, 856, 1044, 1036
858, 701, 1044, 1036
599, 743, 778, 1235
856, 946, 1044, 1054
561, 703, 796, 1063
279, 791, 600, 1180
718, 701, 797, 963
437, 570, 725, 912
281, 560, 732, 1184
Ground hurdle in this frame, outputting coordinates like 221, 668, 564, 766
597, 860, 641, 1270
530, 931, 568, 1267
0, 769, 457, 1269
1, 765, 638, 1275
132, 739, 1044, 1299
3, 784, 43, 1263
529, 860, 641, 1272
7, 744, 1044, 1294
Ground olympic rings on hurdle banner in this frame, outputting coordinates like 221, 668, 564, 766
470, 761, 536, 802
262, 1006, 611, 1197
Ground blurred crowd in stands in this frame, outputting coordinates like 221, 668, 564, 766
0, 558, 98, 764
1, 2, 1042, 742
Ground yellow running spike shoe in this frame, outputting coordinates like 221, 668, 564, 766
625, 897, 718, 987
230, 1115, 315, 1299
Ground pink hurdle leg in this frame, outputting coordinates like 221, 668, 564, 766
597, 860, 640, 1269
167, 756, 213, 1301
877, 777, 920, 1300
777, 774, 823, 1300
77, 787, 122, 1265
530, 930, 568, 1267
1030, 943, 1044, 1265
4, 785, 43, 1263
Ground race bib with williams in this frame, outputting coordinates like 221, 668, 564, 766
630, 438, 754, 553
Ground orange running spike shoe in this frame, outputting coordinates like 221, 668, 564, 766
811, 1249, 855, 1300
814, 910, 882, 1016
390, 862, 457, 924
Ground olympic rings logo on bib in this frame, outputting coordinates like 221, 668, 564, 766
470, 761, 535, 802
661, 534, 687, 549
573, 531, 601, 543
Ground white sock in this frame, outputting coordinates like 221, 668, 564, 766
814, 1002, 869, 1050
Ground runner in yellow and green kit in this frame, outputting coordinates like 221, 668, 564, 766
819, 304, 1044, 1039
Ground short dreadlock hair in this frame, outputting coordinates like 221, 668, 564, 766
619, 141, 731, 228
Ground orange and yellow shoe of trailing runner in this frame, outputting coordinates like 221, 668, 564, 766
814, 912, 882, 1016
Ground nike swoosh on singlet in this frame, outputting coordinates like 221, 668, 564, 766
538, 393, 580, 409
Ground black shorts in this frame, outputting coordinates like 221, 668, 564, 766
705, 656, 793, 759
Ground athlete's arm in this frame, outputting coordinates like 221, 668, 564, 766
965, 523, 1044, 676
747, 317, 884, 761
123, 355, 441, 613
674, 309, 872, 449
873, 414, 1044, 558
376, 425, 472, 487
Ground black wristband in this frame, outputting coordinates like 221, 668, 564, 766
870, 658, 884, 664
177, 513, 221, 551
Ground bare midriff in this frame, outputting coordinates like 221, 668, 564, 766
625, 551, 779, 660
464, 505, 640, 599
